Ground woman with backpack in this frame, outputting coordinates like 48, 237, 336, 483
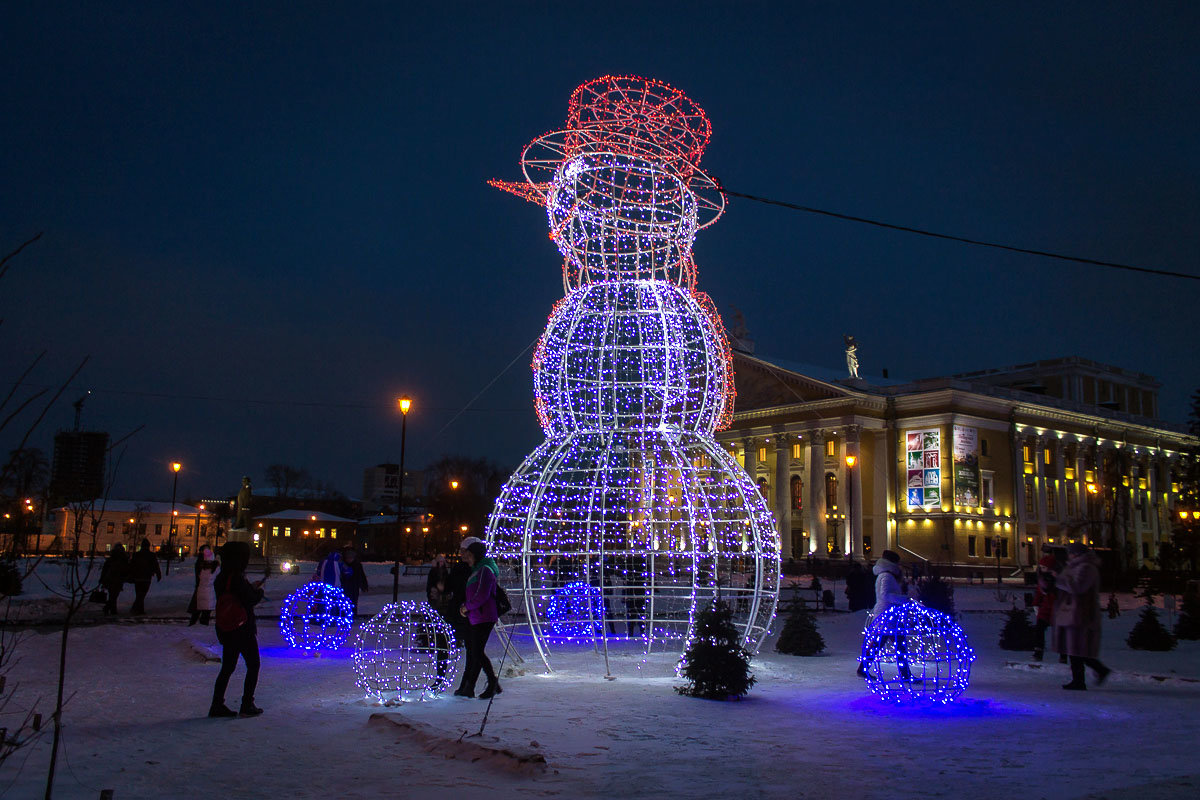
454, 540, 501, 699
209, 541, 266, 718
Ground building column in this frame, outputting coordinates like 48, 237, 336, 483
808, 430, 826, 554
773, 434, 792, 560
1128, 448, 1143, 568
1034, 437, 1048, 542
872, 428, 889, 558
1148, 454, 1161, 557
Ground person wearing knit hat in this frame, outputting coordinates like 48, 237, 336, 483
1053, 542, 1112, 690
857, 550, 912, 679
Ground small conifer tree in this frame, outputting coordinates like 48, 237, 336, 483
998, 606, 1035, 651
1173, 591, 1200, 640
775, 607, 825, 656
916, 573, 956, 617
676, 600, 756, 700
1126, 603, 1177, 651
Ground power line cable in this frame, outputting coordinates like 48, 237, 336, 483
714, 184, 1200, 282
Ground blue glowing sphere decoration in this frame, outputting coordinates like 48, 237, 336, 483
279, 581, 355, 651
353, 602, 462, 703
545, 582, 606, 639
858, 600, 976, 704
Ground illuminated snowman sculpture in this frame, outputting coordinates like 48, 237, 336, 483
487, 76, 780, 673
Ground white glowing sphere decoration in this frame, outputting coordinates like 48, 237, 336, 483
485, 76, 780, 675
858, 600, 977, 704
352, 602, 462, 703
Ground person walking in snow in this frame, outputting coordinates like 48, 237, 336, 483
426, 555, 456, 677
340, 546, 368, 614
188, 545, 220, 626
99, 543, 130, 616
1032, 543, 1060, 662
1053, 542, 1112, 690
128, 538, 161, 615
858, 550, 911, 678
455, 540, 501, 699
210, 541, 266, 718
446, 538, 476, 644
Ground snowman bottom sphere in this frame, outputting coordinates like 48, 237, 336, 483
859, 600, 975, 704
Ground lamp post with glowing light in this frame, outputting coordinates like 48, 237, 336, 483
165, 462, 181, 575
194, 504, 205, 554
845, 454, 857, 560
392, 395, 411, 602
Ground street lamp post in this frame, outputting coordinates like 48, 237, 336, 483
845, 454, 857, 559
392, 396, 412, 602
166, 462, 181, 575
195, 504, 204, 555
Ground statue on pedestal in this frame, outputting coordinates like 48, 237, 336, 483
844, 335, 859, 379
233, 476, 253, 530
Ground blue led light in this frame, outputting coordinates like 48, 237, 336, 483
858, 600, 976, 704
545, 581, 606, 638
280, 581, 355, 651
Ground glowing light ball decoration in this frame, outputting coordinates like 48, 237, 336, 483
545, 582, 606, 639
280, 581, 355, 651
487, 75, 780, 674
352, 602, 462, 703
858, 600, 976, 704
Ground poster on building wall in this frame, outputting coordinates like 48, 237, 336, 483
905, 429, 941, 508
953, 425, 981, 507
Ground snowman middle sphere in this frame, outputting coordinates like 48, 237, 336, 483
533, 280, 730, 437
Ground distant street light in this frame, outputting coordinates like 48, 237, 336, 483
166, 461, 181, 575
392, 395, 412, 602
845, 454, 857, 559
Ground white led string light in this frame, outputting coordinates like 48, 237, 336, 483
487, 75, 780, 674
353, 601, 463, 703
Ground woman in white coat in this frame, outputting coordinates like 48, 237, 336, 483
189, 545, 220, 626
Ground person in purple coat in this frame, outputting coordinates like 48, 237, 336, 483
454, 540, 501, 699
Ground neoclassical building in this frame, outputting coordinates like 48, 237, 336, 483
718, 353, 1197, 571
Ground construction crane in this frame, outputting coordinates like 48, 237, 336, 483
72, 390, 91, 431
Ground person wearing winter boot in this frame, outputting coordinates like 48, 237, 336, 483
1032, 543, 1057, 661
128, 538, 161, 615
1053, 542, 1112, 690
455, 540, 501, 699
210, 541, 266, 718
99, 543, 130, 616
188, 545, 220, 626
858, 550, 911, 679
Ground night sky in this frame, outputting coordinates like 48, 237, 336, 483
2, 2, 1197, 502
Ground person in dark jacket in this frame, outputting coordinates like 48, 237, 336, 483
188, 545, 220, 626
455, 540, 500, 699
128, 538, 161, 615
844, 560, 876, 612
340, 546, 369, 614
99, 543, 130, 616
210, 541, 266, 718
426, 556, 456, 677
446, 540, 475, 644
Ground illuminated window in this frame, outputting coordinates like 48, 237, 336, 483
825, 472, 838, 511
1044, 448, 1051, 465
272, 526, 280, 537
1023, 445, 1032, 463
826, 440, 835, 457
1138, 477, 1147, 490
331, 528, 338, 539
1085, 469, 1095, 483
790, 475, 803, 512
1065, 465, 1075, 480
792, 442, 802, 460
284, 527, 291, 537
758, 446, 766, 462
317, 528, 325, 538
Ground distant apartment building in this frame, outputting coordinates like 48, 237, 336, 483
48, 430, 109, 506
361, 463, 425, 513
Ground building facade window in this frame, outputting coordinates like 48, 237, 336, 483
1047, 487, 1057, 519
106, 521, 114, 535
1066, 485, 1077, 518
791, 442, 802, 460
757, 477, 769, 502
981, 473, 995, 508
790, 475, 803, 511
968, 535, 977, 557
826, 440, 835, 458
980, 438, 989, 457
757, 446, 767, 462
1024, 480, 1035, 514
825, 472, 838, 511
985, 537, 993, 557
155, 524, 163, 537
284, 527, 291, 537
272, 526, 280, 537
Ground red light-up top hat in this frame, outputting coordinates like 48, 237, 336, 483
490, 75, 726, 289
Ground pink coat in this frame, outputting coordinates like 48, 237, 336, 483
1053, 552, 1102, 658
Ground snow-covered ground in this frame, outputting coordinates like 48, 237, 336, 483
2, 566, 1198, 800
